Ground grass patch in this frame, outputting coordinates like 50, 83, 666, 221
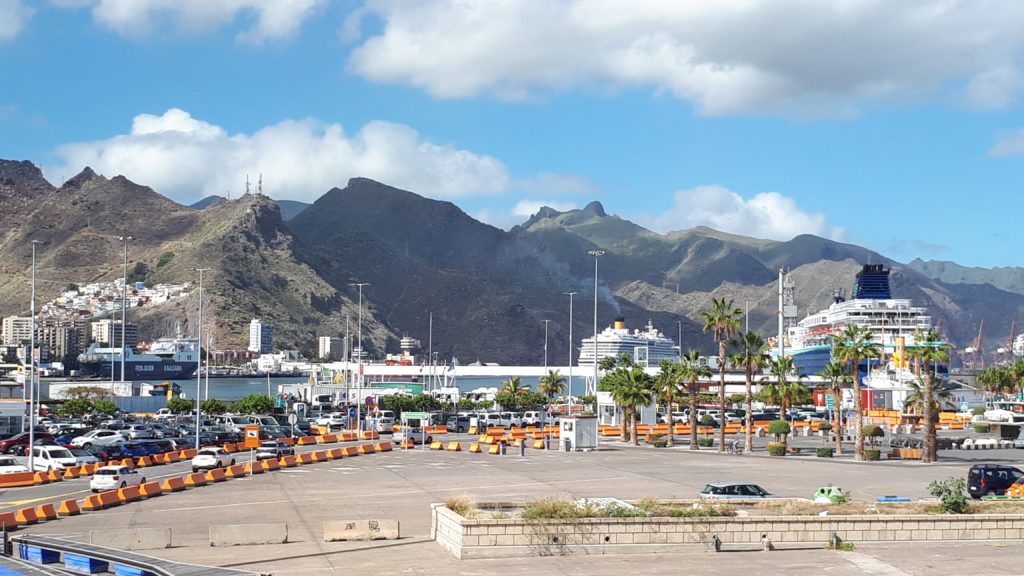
446, 495, 479, 518
521, 498, 647, 520
666, 504, 735, 518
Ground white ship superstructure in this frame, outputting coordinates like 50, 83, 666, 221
578, 318, 679, 367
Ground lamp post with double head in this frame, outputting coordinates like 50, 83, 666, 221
194, 268, 208, 451
27, 240, 40, 470
588, 250, 605, 397
350, 283, 370, 432
119, 235, 132, 383
565, 292, 576, 415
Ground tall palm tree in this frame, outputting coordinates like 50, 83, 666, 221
655, 360, 685, 447
678, 350, 712, 450
701, 297, 743, 453
538, 369, 567, 399
918, 329, 950, 463
605, 365, 653, 445
818, 361, 849, 455
760, 356, 808, 447
978, 366, 1011, 401
500, 376, 528, 409
831, 325, 878, 461
729, 331, 768, 453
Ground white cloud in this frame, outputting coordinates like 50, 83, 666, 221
0, 0, 33, 41
66, 0, 324, 43
512, 199, 577, 219
349, 0, 1024, 115
46, 108, 513, 204
638, 185, 845, 241
989, 128, 1024, 156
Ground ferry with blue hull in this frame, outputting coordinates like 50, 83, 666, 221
785, 264, 938, 375
77, 337, 200, 380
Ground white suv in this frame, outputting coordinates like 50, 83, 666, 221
31, 445, 79, 471
71, 429, 125, 448
191, 448, 235, 472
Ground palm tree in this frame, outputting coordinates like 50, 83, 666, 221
918, 329, 950, 463
604, 365, 653, 445
500, 376, 528, 409
904, 378, 951, 414
729, 331, 768, 453
701, 297, 743, 453
818, 361, 849, 455
760, 357, 808, 447
655, 360, 685, 447
538, 369, 567, 399
831, 325, 879, 461
678, 350, 712, 450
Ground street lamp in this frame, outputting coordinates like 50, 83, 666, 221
588, 250, 605, 396
564, 292, 576, 414
350, 282, 370, 433
543, 319, 551, 371
194, 268, 208, 452
677, 320, 683, 361
27, 240, 40, 470
119, 235, 132, 383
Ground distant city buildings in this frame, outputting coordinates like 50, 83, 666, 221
89, 319, 138, 348
318, 336, 346, 361
1, 316, 31, 346
248, 318, 273, 354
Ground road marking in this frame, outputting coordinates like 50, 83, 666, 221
843, 552, 912, 575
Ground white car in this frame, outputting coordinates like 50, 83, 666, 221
0, 457, 28, 474
71, 429, 125, 448
191, 448, 235, 472
522, 411, 548, 426
375, 417, 395, 433
31, 445, 79, 471
90, 466, 146, 492
316, 412, 348, 428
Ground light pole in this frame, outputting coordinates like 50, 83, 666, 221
543, 319, 551, 371
565, 292, 576, 415
194, 268, 208, 451
350, 283, 370, 433
119, 235, 132, 383
27, 240, 39, 470
677, 320, 683, 361
588, 250, 605, 397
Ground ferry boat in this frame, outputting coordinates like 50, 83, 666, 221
578, 318, 679, 367
77, 337, 200, 380
785, 264, 938, 375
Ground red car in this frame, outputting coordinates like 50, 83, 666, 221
0, 431, 55, 454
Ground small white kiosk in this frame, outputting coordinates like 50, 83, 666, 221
560, 415, 598, 452
596, 391, 657, 427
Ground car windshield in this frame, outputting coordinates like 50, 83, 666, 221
0, 458, 18, 466
198, 449, 219, 456
48, 449, 73, 459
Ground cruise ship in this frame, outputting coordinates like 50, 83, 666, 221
78, 337, 200, 380
578, 318, 679, 367
785, 264, 936, 375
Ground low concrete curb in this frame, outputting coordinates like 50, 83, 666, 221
90, 528, 172, 550
210, 523, 288, 547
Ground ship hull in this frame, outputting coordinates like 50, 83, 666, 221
78, 360, 198, 380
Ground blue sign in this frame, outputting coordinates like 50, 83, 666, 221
960, 401, 969, 412
348, 407, 356, 418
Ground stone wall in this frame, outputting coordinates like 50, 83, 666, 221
431, 504, 1024, 559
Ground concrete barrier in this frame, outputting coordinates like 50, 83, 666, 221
90, 528, 172, 550
469, 443, 481, 453
296, 452, 314, 465
311, 450, 328, 462
32, 472, 49, 485
358, 444, 375, 455
63, 466, 82, 479
297, 436, 318, 445
532, 440, 546, 449
162, 477, 186, 492
323, 519, 399, 541
279, 455, 298, 467
488, 445, 501, 455
225, 464, 246, 478
58, 499, 81, 517
429, 441, 443, 450
262, 459, 280, 471
15, 507, 38, 525
117, 485, 142, 503
136, 456, 154, 467
375, 442, 393, 452
164, 452, 180, 463
0, 472, 37, 488
446, 442, 461, 452
139, 481, 163, 498
341, 446, 359, 457
35, 503, 57, 521
184, 472, 208, 487
400, 439, 415, 450
319, 434, 338, 444
81, 463, 97, 475
210, 523, 288, 547
359, 431, 379, 440
327, 448, 344, 460
0, 513, 16, 529
205, 468, 228, 482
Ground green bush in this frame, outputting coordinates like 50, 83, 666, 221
667, 504, 734, 518
696, 437, 714, 447
816, 447, 834, 458
929, 477, 969, 514
861, 424, 884, 437
699, 414, 715, 427
652, 441, 667, 448
818, 422, 833, 433
971, 407, 985, 416
767, 419, 791, 436
863, 449, 881, 461
767, 443, 787, 456
974, 423, 991, 433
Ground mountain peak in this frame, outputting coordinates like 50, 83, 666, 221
0, 159, 55, 200
583, 200, 606, 217
61, 167, 100, 190
190, 195, 227, 210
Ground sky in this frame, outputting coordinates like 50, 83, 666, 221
2, 1, 1023, 268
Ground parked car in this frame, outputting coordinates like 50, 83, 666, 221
392, 428, 433, 445
521, 411, 548, 426
191, 447, 235, 472
0, 432, 55, 454
699, 482, 775, 500
502, 412, 523, 427
316, 412, 348, 429
255, 440, 295, 460
0, 457, 29, 474
67, 447, 100, 465
968, 464, 1024, 499
90, 465, 145, 492
445, 415, 471, 433
123, 424, 156, 440
375, 416, 395, 433
120, 443, 149, 458
31, 445, 80, 471
71, 429, 125, 449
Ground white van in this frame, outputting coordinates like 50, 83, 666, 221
522, 411, 548, 426
216, 415, 251, 432
32, 445, 79, 471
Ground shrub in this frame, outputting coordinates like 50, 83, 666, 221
699, 414, 715, 427
767, 419, 791, 436
446, 495, 478, 518
816, 447, 834, 458
696, 437, 714, 447
971, 407, 985, 416
818, 422, 833, 433
667, 504, 735, 518
929, 477, 969, 514
767, 443, 787, 456
602, 504, 647, 518
838, 541, 855, 551
863, 449, 881, 461
829, 490, 849, 504
652, 441, 667, 448
522, 498, 583, 520
974, 423, 991, 433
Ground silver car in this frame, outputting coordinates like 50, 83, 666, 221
124, 424, 156, 440
699, 482, 775, 500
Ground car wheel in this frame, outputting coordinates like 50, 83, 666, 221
120, 481, 126, 488
458, 427, 465, 433
140, 478, 146, 484
230, 459, 236, 466
192, 467, 199, 473
82, 443, 92, 449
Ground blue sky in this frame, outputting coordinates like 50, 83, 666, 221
2, 1, 1024, 267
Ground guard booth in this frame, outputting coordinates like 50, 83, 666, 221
559, 415, 598, 452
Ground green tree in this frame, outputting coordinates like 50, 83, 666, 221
598, 356, 618, 371
760, 357, 808, 440
604, 365, 654, 445
977, 366, 1011, 400
233, 394, 275, 414
518, 391, 550, 409
831, 325, 879, 461
201, 398, 228, 414
498, 377, 529, 409
58, 398, 93, 416
654, 359, 685, 447
818, 361, 849, 455
678, 350, 712, 450
913, 329, 951, 463
65, 386, 112, 401
166, 397, 193, 414
701, 297, 742, 453
93, 399, 120, 415
729, 331, 768, 453
538, 370, 567, 399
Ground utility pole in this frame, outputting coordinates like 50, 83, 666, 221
543, 319, 551, 371
350, 283, 370, 433
588, 250, 605, 396
119, 235, 132, 384
27, 240, 40, 471
194, 268, 208, 452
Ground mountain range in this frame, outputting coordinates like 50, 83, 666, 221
2, 158, 1022, 365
